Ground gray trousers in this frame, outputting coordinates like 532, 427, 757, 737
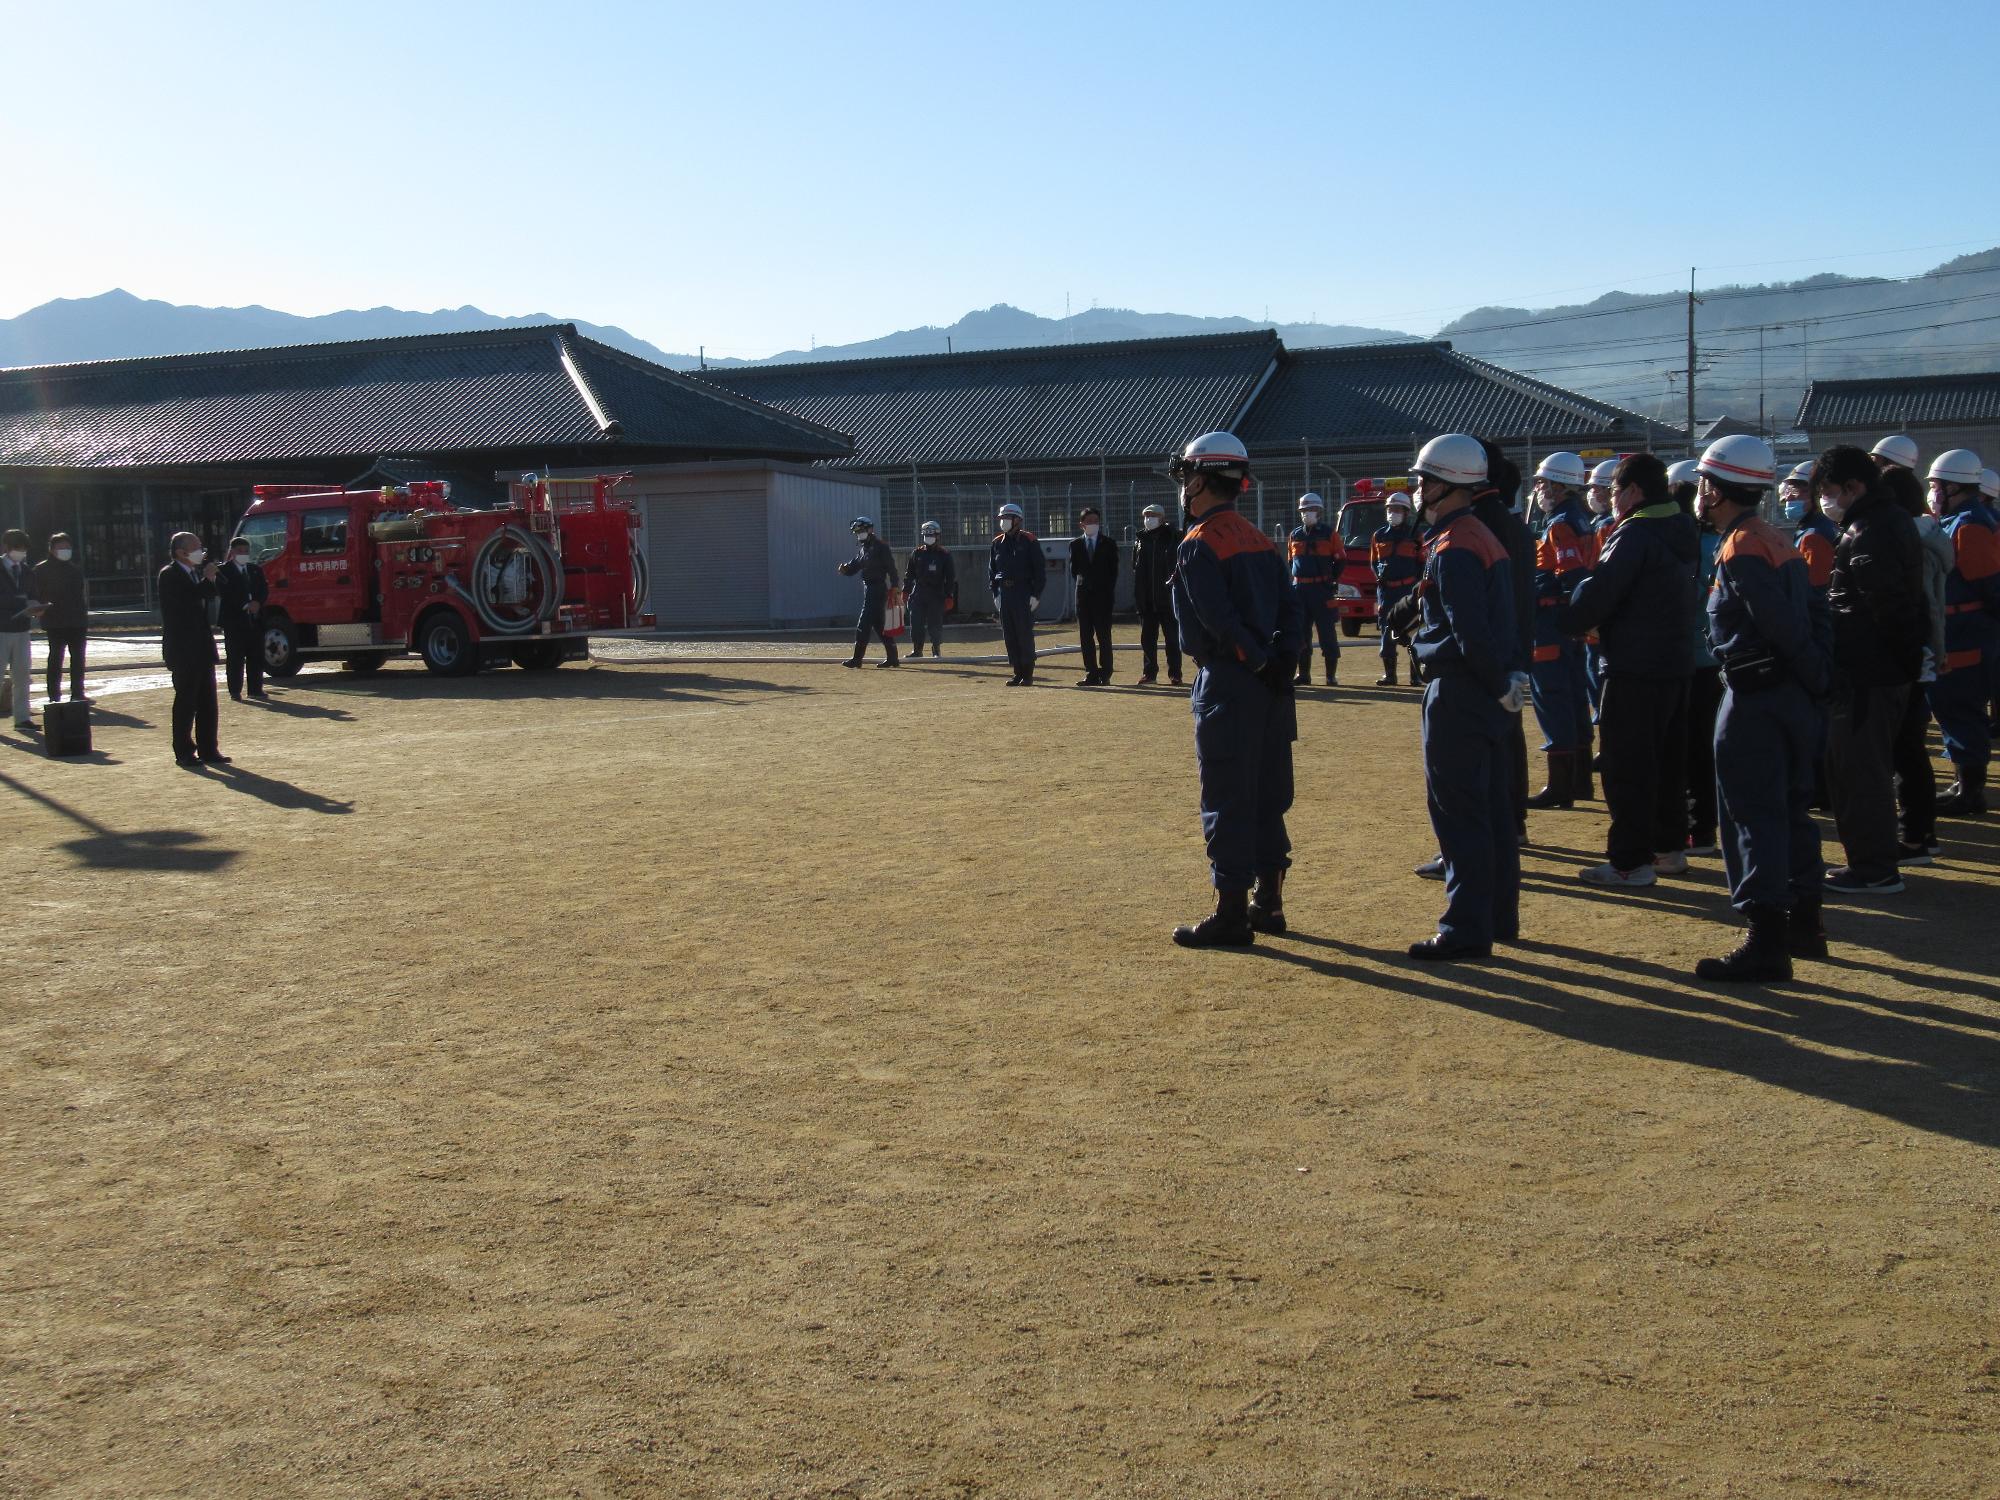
1828, 681, 1910, 881
2, 631, 30, 723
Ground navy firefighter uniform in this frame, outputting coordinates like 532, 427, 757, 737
1708, 512, 1828, 919
989, 514, 1047, 686
1173, 504, 1304, 894
1929, 496, 2000, 804
904, 535, 956, 658
1414, 509, 1521, 951
1287, 507, 1343, 683
1370, 508, 1422, 684
837, 525, 900, 667
1528, 495, 1595, 776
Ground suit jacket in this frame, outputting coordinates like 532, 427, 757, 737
0, 557, 36, 633
1069, 532, 1119, 606
158, 562, 219, 671
215, 559, 269, 625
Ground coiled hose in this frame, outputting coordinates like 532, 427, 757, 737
448, 525, 562, 635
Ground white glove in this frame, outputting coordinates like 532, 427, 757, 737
1499, 671, 1530, 714
1029, 597, 1039, 611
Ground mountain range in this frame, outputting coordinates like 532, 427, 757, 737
7, 248, 1999, 429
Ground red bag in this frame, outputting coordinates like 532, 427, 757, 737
882, 586, 907, 638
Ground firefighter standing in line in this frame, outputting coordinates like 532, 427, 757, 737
1132, 501, 1183, 685
1524, 452, 1597, 808
1287, 492, 1342, 685
1925, 448, 2000, 815
905, 521, 956, 659
1404, 434, 1522, 962
1370, 491, 1421, 685
1167, 431, 1303, 948
1673, 458, 1724, 856
989, 501, 1045, 687
1786, 461, 1839, 595
837, 517, 901, 668
1694, 435, 1829, 982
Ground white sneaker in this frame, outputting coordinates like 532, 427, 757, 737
1580, 862, 1656, 887
1414, 854, 1446, 880
1652, 850, 1689, 875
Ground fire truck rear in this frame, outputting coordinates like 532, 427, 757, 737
236, 475, 654, 677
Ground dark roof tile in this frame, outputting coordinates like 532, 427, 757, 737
1797, 372, 2000, 430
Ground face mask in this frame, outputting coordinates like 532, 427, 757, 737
232, 552, 250, 565
5, 549, 24, 564
53, 548, 73, 562
1782, 500, 1807, 523
1300, 512, 1322, 527
187, 549, 207, 566
1142, 515, 1161, 531
1082, 524, 1099, 539
998, 518, 1015, 533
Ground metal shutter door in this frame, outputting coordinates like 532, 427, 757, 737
646, 491, 770, 628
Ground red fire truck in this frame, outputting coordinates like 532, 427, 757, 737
235, 475, 653, 678
1332, 476, 1413, 634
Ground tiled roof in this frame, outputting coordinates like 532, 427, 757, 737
1238, 341, 1673, 450
0, 325, 852, 470
694, 330, 1280, 467
1797, 371, 2000, 431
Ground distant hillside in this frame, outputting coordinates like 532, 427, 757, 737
0, 290, 683, 370
1440, 248, 2000, 429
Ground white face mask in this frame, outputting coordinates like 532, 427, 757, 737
998, 518, 1015, 533
186, 549, 207, 566
5, 549, 24, 564
1142, 515, 1161, 531
1300, 511, 1322, 527
232, 552, 249, 566
53, 548, 73, 562
1082, 524, 1099, 539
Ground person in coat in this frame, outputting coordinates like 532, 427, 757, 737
1923, 450, 2000, 816
904, 521, 956, 659
1, 529, 46, 730
1132, 502, 1182, 685
1524, 454, 1597, 807
1557, 452, 1698, 887
1472, 442, 1537, 843
989, 502, 1046, 686
158, 530, 226, 766
1370, 491, 1421, 685
1069, 505, 1118, 685
213, 534, 270, 700
837, 517, 901, 668
32, 532, 88, 705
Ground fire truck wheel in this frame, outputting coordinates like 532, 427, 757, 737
417, 611, 480, 676
262, 615, 303, 678
343, 654, 389, 677
510, 642, 564, 672
1341, 617, 1363, 639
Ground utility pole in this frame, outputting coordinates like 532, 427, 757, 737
1685, 268, 1699, 442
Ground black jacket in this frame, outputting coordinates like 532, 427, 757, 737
1828, 489, 1925, 688
838, 535, 899, 591
1559, 502, 1699, 678
903, 543, 956, 605
1132, 524, 1180, 612
214, 558, 269, 626
1471, 489, 1534, 673
0, 557, 37, 633
158, 562, 219, 671
1069, 531, 1119, 603
31, 557, 86, 631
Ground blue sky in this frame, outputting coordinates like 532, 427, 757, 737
3, 0, 1996, 356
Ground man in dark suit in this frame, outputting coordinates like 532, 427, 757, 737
214, 534, 270, 701
158, 531, 227, 767
1069, 505, 1119, 685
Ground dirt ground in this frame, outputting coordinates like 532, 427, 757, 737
6, 625, 1999, 1499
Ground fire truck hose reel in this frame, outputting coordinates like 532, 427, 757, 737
451, 525, 561, 635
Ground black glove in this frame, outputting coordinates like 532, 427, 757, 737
1258, 636, 1297, 696
1382, 591, 1423, 644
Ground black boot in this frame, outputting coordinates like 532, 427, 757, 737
877, 643, 901, 667
1173, 889, 1254, 948
1574, 751, 1595, 801
1788, 893, 1828, 960
1248, 871, 1287, 935
1936, 772, 1988, 818
1525, 750, 1575, 809
1376, 662, 1396, 687
1295, 659, 1312, 686
1695, 904, 1792, 983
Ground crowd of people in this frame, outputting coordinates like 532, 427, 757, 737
829, 427, 1998, 983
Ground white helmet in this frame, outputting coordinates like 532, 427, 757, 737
1534, 452, 1590, 490
997, 501, 1025, 520
1928, 449, 1985, 487
1298, 491, 1325, 513
1870, 434, 1920, 471
1588, 459, 1621, 489
1786, 460, 1816, 485
1384, 490, 1413, 513
919, 519, 942, 537
1169, 431, 1250, 491
1697, 433, 1777, 488
1409, 433, 1488, 487
1665, 459, 1700, 488
1981, 468, 2000, 501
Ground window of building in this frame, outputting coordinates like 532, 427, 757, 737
300, 508, 350, 555
237, 511, 288, 563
